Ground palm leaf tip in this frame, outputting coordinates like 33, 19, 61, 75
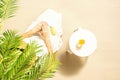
0, 0, 18, 19
0, 0, 18, 30
36, 53, 61, 80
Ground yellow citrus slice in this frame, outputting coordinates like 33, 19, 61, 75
78, 39, 85, 46
50, 26, 56, 36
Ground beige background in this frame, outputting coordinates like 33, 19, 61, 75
2, 0, 120, 80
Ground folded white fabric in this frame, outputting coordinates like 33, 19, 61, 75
23, 9, 63, 56
69, 28, 97, 57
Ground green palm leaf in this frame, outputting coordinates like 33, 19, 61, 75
0, 0, 18, 30
0, 30, 60, 80
38, 53, 60, 80
0, 0, 18, 19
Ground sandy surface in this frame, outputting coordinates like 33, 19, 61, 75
2, 0, 120, 80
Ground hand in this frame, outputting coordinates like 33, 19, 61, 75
22, 22, 48, 38
32, 21, 48, 35
22, 21, 53, 54
37, 23, 53, 54
37, 24, 50, 41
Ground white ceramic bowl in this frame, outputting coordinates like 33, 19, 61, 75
69, 28, 97, 57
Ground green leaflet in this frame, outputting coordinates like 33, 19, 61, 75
0, 0, 18, 30
0, 0, 18, 19
36, 53, 60, 80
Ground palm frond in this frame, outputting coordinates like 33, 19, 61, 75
0, 0, 18, 30
0, 30, 22, 80
0, 30, 60, 80
35, 53, 60, 80
21, 53, 60, 80
4, 42, 40, 80
0, 0, 18, 19
0, 30, 22, 57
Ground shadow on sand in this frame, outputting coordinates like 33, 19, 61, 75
58, 52, 88, 76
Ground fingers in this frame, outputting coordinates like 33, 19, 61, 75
38, 31, 44, 40
37, 25, 53, 54
40, 21, 48, 26
22, 22, 48, 39
41, 26, 47, 33
38, 25, 49, 40
31, 21, 48, 34
31, 23, 42, 34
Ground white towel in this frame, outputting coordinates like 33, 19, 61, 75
23, 9, 63, 56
